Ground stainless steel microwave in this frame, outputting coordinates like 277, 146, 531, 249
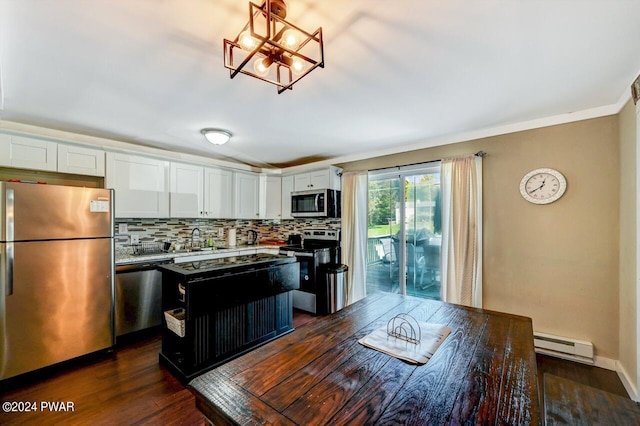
291, 189, 341, 218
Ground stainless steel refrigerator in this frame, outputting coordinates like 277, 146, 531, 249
0, 182, 114, 380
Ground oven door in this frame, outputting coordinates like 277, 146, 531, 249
291, 252, 316, 293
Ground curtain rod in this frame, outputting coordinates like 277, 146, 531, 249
367, 151, 486, 173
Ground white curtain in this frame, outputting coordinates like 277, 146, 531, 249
341, 171, 368, 305
440, 155, 483, 307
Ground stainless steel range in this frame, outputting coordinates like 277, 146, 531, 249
279, 228, 340, 314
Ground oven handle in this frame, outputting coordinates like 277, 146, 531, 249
281, 251, 314, 258
315, 194, 320, 213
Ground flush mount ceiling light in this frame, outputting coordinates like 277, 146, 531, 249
201, 128, 232, 145
223, 0, 324, 94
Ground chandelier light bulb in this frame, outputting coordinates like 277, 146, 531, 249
253, 57, 271, 77
222, 0, 324, 93
291, 58, 306, 75
281, 29, 299, 49
238, 31, 257, 51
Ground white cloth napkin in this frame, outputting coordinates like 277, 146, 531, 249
358, 321, 451, 364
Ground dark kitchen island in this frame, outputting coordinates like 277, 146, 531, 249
158, 253, 299, 383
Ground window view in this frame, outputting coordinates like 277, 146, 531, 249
366, 165, 441, 300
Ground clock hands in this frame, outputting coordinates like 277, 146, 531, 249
528, 178, 546, 194
520, 168, 566, 204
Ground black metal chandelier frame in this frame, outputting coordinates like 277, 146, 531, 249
223, 0, 324, 94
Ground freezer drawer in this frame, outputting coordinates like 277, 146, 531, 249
0, 239, 113, 380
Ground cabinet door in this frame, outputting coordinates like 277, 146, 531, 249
293, 173, 310, 191
281, 175, 294, 219
57, 143, 105, 176
105, 152, 170, 218
309, 169, 330, 189
170, 162, 203, 218
203, 167, 233, 218
293, 169, 333, 191
233, 172, 260, 219
0, 135, 57, 171
264, 176, 282, 219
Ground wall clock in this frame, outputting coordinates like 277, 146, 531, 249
519, 168, 567, 204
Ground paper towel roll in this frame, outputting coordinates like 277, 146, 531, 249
227, 228, 236, 247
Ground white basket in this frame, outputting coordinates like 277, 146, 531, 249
164, 308, 185, 337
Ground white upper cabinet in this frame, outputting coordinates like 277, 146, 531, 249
281, 175, 294, 219
105, 152, 170, 218
0, 133, 106, 176
293, 172, 311, 192
57, 143, 105, 176
203, 167, 233, 218
0, 134, 57, 171
169, 162, 203, 218
261, 175, 282, 220
292, 166, 342, 191
233, 171, 260, 219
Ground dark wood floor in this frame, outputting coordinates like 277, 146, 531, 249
536, 352, 629, 398
0, 312, 632, 425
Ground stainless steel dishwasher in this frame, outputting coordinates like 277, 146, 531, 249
115, 259, 173, 338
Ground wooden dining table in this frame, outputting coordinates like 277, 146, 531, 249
189, 292, 541, 425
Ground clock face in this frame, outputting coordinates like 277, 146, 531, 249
519, 168, 567, 204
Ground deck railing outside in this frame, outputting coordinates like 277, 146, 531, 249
366, 233, 441, 300
367, 235, 387, 265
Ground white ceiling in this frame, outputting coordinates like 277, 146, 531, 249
1, 0, 639, 169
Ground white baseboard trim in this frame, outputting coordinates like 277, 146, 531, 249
616, 361, 639, 402
593, 355, 617, 371
536, 350, 616, 370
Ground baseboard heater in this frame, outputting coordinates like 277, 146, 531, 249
533, 332, 594, 364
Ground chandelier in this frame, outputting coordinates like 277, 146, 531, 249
223, 0, 324, 94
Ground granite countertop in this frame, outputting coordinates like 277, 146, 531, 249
115, 244, 283, 265
158, 253, 296, 277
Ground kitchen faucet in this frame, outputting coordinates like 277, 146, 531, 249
191, 227, 201, 247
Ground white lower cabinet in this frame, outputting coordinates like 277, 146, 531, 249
0, 134, 57, 171
106, 152, 170, 218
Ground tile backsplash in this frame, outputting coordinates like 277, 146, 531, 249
115, 218, 341, 251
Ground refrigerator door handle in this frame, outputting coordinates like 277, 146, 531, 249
4, 243, 13, 296
5, 189, 14, 296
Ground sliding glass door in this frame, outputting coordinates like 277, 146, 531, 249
366, 164, 441, 300
366, 177, 402, 293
